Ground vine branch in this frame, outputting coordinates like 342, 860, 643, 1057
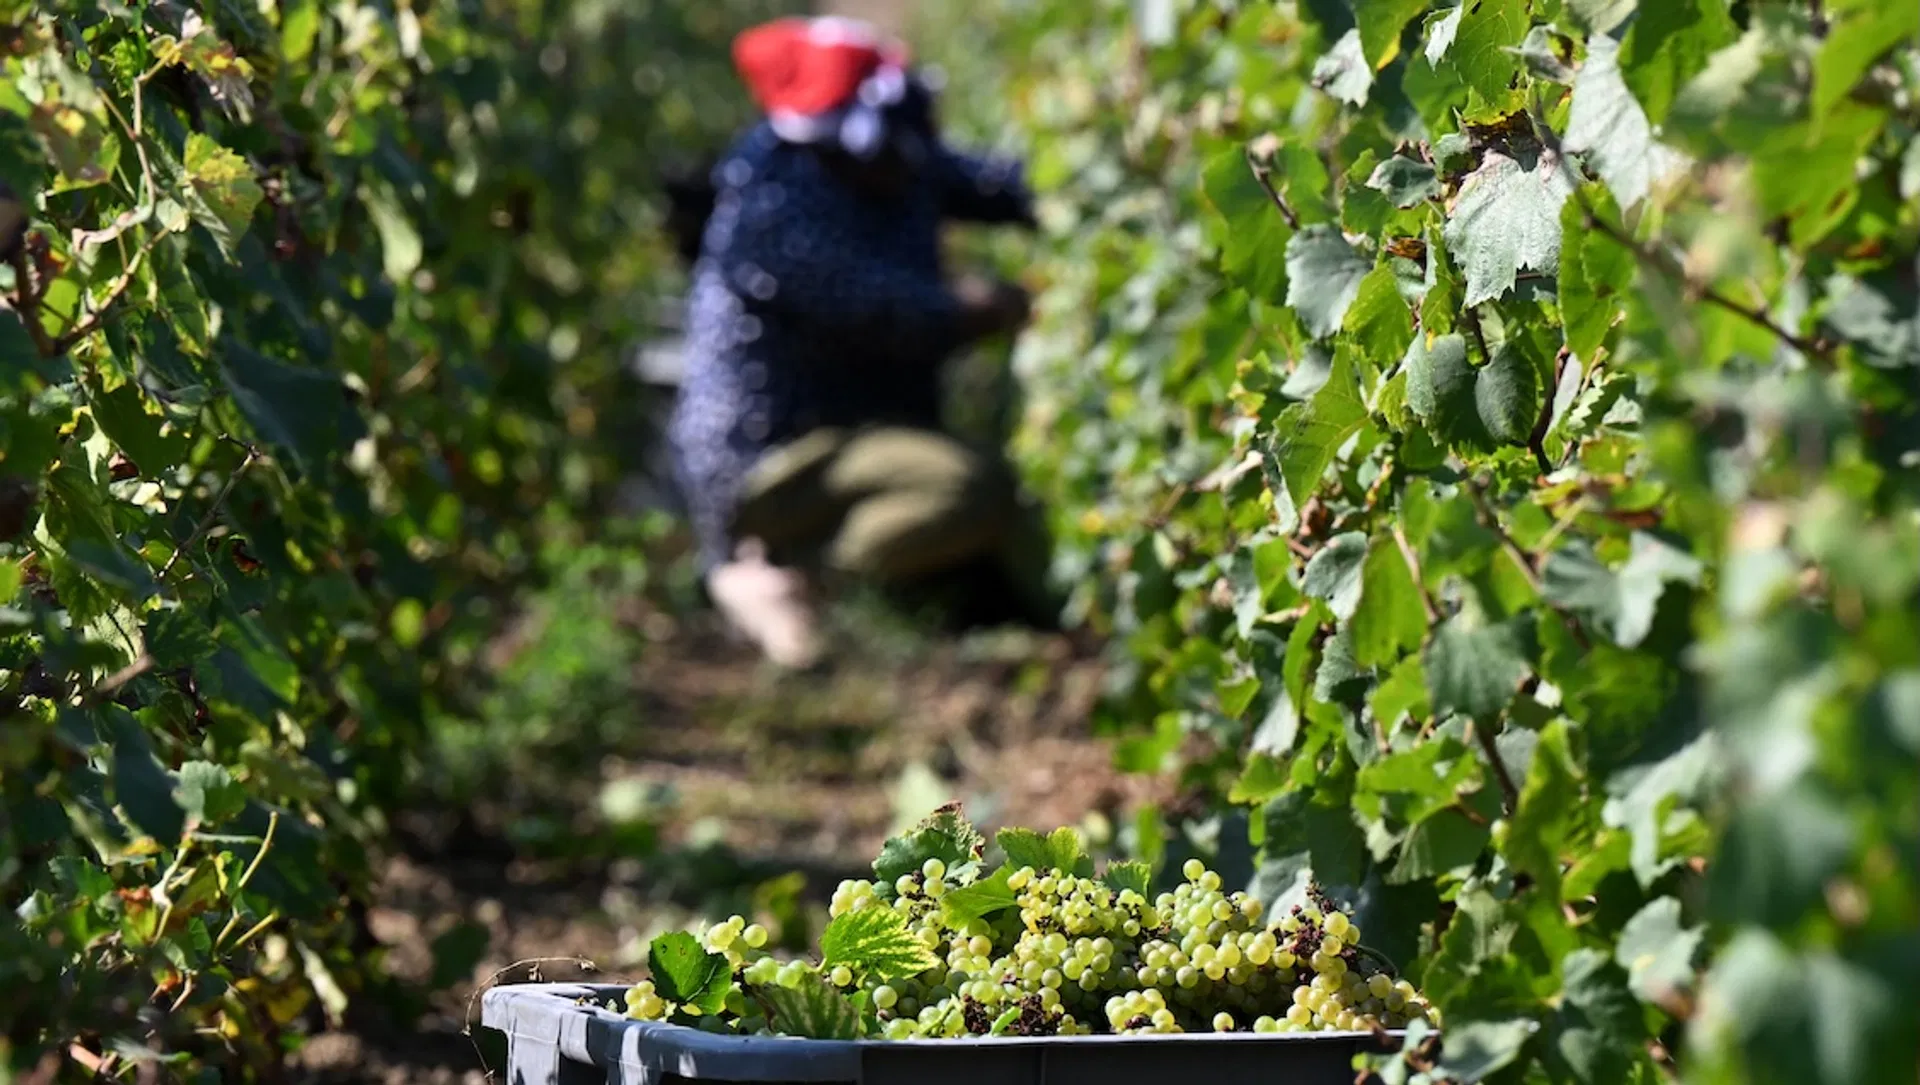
1246, 140, 1301, 230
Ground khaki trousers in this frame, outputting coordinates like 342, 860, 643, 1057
732, 426, 1051, 611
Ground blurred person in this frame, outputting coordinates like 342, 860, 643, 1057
666, 16, 1055, 669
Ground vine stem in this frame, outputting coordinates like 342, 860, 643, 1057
1246, 141, 1301, 229
1468, 719, 1520, 814
160, 447, 260, 579
1391, 524, 1438, 624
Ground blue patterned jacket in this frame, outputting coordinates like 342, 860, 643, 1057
666, 121, 1033, 570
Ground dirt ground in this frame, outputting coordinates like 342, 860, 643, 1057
289, 603, 1155, 1084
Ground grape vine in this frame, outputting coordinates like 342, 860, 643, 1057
995, 1, 1920, 1083
0, 0, 796, 1076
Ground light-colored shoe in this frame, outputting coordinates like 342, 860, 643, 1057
706, 544, 824, 670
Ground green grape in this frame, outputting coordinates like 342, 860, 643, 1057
830, 965, 854, 987
873, 984, 899, 1010
742, 924, 769, 949
1212, 1012, 1235, 1032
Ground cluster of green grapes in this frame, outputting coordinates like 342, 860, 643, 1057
626, 853, 1436, 1039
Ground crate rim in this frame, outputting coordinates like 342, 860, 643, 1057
481, 981, 1418, 1051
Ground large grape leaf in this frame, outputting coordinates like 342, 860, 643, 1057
182, 134, 263, 259
996, 825, 1091, 876
872, 805, 984, 889
1475, 342, 1539, 445
1201, 148, 1291, 304
1450, 0, 1528, 115
1618, 0, 1737, 123
1434, 1018, 1541, 1082
1813, 0, 1920, 118
1696, 933, 1915, 1085
175, 761, 247, 827
1566, 35, 1688, 210
1615, 896, 1703, 1004
1301, 531, 1369, 622
819, 907, 939, 981
1705, 777, 1855, 930
1443, 147, 1574, 306
1541, 533, 1703, 649
1547, 949, 1646, 1085
1366, 154, 1440, 208
754, 972, 865, 1040
1312, 29, 1375, 106
1504, 719, 1584, 885
1267, 348, 1370, 507
1350, 537, 1427, 667
1424, 606, 1531, 720
1355, 0, 1430, 69
1285, 225, 1372, 338
941, 863, 1017, 926
647, 932, 732, 1015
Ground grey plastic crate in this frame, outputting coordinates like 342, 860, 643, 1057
480, 982, 1406, 1085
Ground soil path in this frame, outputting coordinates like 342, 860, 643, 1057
291, 607, 1147, 1084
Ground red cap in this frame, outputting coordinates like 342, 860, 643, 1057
732, 17, 911, 120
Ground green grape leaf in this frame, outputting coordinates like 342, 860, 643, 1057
105, 709, 185, 843
1425, 607, 1531, 720
1100, 859, 1153, 897
182, 134, 264, 259
1821, 271, 1920, 370
1371, 654, 1431, 728
1698, 933, 1913, 1085
1343, 265, 1414, 363
753, 972, 865, 1040
1568, 0, 1636, 34
647, 932, 732, 1015
1202, 147, 1292, 304
1541, 533, 1703, 649
1262, 789, 1368, 888
1566, 35, 1688, 211
1301, 531, 1369, 622
88, 384, 190, 476
1404, 332, 1483, 445
221, 348, 368, 475
1312, 29, 1375, 106
1706, 777, 1856, 930
1558, 186, 1636, 362
941, 864, 1018, 926
143, 607, 219, 669
1387, 808, 1488, 883
1618, 0, 1736, 123
1475, 342, 1540, 445
996, 826, 1091, 876
1355, 0, 1431, 69
873, 805, 985, 889
1451, 0, 1528, 113
1443, 147, 1574, 306
1285, 224, 1373, 338
361, 180, 424, 283
1366, 154, 1440, 208
1504, 719, 1583, 886
1351, 538, 1427, 668
819, 906, 939, 981
1268, 348, 1369, 507
1548, 949, 1646, 1085
1614, 896, 1703, 1004
175, 761, 246, 827
1423, 3, 1464, 65
1434, 1018, 1540, 1082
